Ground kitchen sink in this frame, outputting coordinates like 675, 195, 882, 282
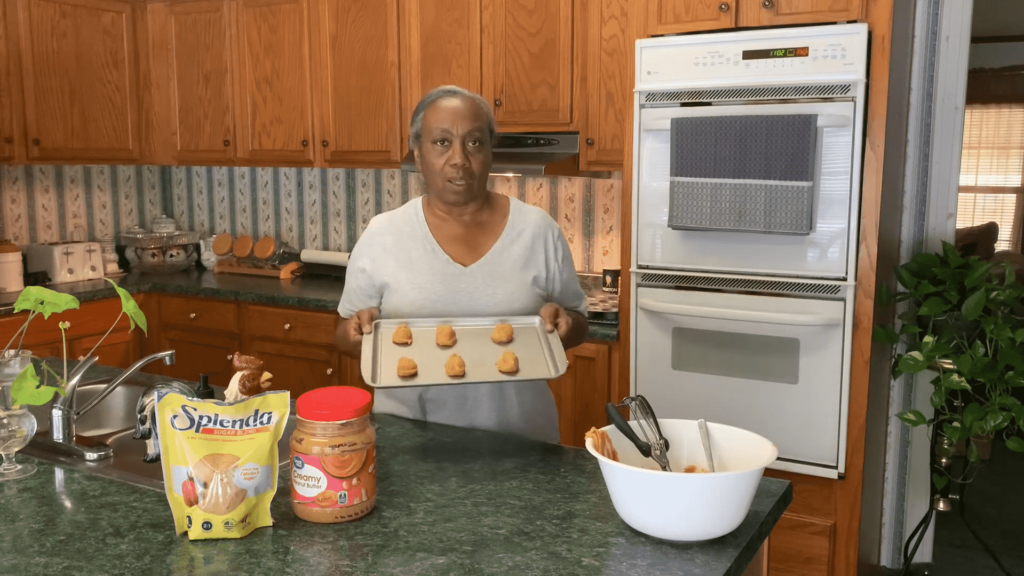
23, 379, 296, 491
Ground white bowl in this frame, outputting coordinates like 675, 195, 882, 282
585, 419, 778, 542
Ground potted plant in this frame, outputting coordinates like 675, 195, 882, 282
0, 279, 146, 480
874, 241, 1024, 568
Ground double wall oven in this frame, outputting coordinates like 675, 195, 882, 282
630, 24, 868, 478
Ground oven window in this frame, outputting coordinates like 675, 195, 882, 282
670, 327, 800, 384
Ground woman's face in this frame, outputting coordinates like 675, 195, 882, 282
414, 97, 493, 206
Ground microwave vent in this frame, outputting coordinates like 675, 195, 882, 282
643, 83, 853, 105
638, 271, 843, 297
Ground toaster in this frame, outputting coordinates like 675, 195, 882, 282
25, 242, 105, 284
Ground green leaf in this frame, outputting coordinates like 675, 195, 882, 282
983, 409, 1012, 433
932, 473, 948, 491
962, 289, 986, 320
895, 266, 919, 290
900, 324, 923, 335
940, 372, 971, 390
899, 311, 918, 324
1005, 263, 1016, 286
105, 279, 147, 336
916, 281, 940, 295
919, 296, 952, 316
956, 353, 974, 376
999, 346, 1024, 372
898, 351, 930, 374
944, 421, 964, 443
967, 441, 979, 462
897, 409, 928, 427
1007, 437, 1024, 453
943, 241, 966, 268
9, 364, 61, 407
965, 261, 994, 288
1015, 329, 1024, 344
13, 287, 80, 319
911, 252, 941, 272
963, 403, 985, 430
972, 340, 986, 358
931, 387, 947, 409
1007, 372, 1024, 388
873, 326, 900, 344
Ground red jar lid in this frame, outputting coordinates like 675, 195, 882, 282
296, 386, 372, 422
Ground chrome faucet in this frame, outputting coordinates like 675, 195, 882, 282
46, 351, 176, 460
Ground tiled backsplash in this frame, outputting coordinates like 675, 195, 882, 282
0, 165, 621, 273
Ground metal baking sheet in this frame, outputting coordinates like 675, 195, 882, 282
361, 316, 568, 388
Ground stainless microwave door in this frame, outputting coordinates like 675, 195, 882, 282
636, 101, 856, 279
633, 286, 845, 470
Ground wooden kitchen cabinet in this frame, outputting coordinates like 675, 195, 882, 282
737, 0, 863, 28
0, 298, 140, 365
16, 0, 140, 162
580, 0, 629, 171
249, 338, 339, 397
548, 341, 611, 447
398, 0, 481, 156
158, 328, 239, 386
482, 0, 575, 130
645, 0, 735, 36
69, 328, 136, 370
235, 0, 315, 165
312, 0, 401, 165
153, 0, 237, 164
0, 0, 23, 162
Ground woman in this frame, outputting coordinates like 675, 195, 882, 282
336, 86, 588, 443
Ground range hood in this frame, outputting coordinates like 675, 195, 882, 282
400, 133, 579, 177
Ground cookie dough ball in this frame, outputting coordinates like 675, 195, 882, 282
496, 351, 519, 375
397, 357, 418, 378
392, 324, 413, 345
490, 323, 514, 344
445, 354, 466, 378
436, 325, 457, 348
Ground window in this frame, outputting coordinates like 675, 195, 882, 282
957, 103, 1024, 251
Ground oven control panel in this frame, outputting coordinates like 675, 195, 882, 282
637, 24, 867, 85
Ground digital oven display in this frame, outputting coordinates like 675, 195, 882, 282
742, 47, 809, 60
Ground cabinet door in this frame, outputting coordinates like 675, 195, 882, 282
645, 0, 735, 36
235, 0, 315, 164
340, 353, 372, 395
312, 0, 400, 165
164, 0, 236, 163
17, 0, 140, 161
69, 328, 136, 369
581, 0, 628, 171
739, 0, 862, 27
482, 0, 573, 129
0, 0, 20, 162
548, 342, 610, 447
249, 338, 338, 398
399, 0, 480, 156
159, 328, 239, 386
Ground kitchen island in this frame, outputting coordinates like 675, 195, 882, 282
4, 391, 789, 575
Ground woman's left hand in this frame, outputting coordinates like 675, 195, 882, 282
540, 302, 573, 339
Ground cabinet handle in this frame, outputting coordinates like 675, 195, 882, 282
719, 2, 729, 12
586, 138, 595, 146
284, 323, 291, 330
761, 0, 774, 7
301, 139, 308, 147
327, 368, 333, 375
189, 313, 196, 319
494, 99, 502, 107
227, 354, 232, 361
322, 140, 329, 148
3, 137, 12, 144
223, 139, 230, 147
32, 138, 40, 146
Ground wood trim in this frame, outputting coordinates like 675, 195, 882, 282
1, 0, 26, 163
836, 0, 895, 575
646, 0, 735, 36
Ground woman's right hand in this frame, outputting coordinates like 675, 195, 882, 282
336, 307, 380, 358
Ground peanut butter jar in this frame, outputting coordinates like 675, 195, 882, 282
290, 387, 376, 523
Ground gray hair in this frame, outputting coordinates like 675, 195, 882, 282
408, 86, 497, 152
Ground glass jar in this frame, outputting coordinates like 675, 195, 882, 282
290, 387, 376, 523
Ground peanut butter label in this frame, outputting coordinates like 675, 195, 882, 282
290, 448, 376, 509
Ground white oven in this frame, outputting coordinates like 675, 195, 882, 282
630, 24, 868, 479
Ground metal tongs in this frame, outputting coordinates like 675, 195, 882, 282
606, 395, 672, 472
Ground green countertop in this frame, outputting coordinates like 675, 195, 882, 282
3, 383, 789, 575
0, 269, 618, 342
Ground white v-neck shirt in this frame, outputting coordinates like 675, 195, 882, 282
338, 195, 586, 442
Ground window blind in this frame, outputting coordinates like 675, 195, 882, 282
957, 103, 1024, 251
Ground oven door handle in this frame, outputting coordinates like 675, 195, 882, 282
637, 298, 843, 326
642, 114, 850, 131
